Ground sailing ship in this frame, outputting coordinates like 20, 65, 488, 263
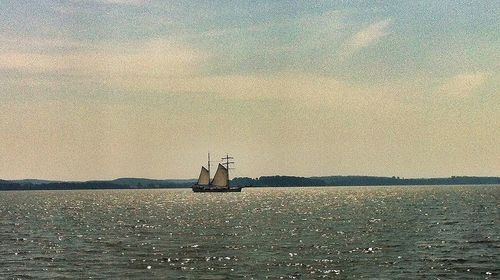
192, 153, 243, 192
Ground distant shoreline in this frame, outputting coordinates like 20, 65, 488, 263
1, 176, 499, 191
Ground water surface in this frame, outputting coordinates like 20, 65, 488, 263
0, 185, 498, 279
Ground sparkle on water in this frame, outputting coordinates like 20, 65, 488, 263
0, 185, 498, 279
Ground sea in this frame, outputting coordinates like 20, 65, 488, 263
0, 185, 498, 279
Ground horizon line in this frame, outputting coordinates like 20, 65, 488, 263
3, 174, 500, 183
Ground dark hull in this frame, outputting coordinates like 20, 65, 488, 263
192, 185, 242, 192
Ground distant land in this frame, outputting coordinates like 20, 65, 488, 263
0, 176, 499, 191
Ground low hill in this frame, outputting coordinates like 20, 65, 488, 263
232, 175, 500, 187
111, 178, 196, 188
1, 176, 499, 191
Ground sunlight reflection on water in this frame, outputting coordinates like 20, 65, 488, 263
0, 185, 498, 279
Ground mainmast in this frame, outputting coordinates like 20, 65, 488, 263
221, 154, 234, 187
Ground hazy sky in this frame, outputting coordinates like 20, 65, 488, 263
0, 0, 499, 180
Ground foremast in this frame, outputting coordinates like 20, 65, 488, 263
208, 152, 211, 183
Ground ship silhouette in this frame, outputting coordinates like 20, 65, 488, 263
192, 153, 243, 192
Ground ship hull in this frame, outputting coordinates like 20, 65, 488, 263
192, 185, 242, 192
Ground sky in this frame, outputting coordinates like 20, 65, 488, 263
0, 0, 498, 180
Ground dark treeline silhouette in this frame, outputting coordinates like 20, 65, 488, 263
0, 179, 195, 191
1, 176, 499, 191
0, 180, 24, 190
231, 176, 500, 187
232, 176, 324, 187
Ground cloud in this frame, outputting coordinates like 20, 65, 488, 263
0, 52, 68, 72
108, 71, 395, 112
93, 0, 148, 5
0, 33, 395, 111
0, 30, 397, 110
0, 35, 84, 52
0, 36, 208, 77
340, 19, 392, 58
438, 73, 488, 97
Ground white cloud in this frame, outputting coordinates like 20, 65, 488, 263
438, 73, 488, 97
0, 52, 68, 72
0, 35, 84, 52
0, 34, 396, 111
94, 0, 148, 5
0, 36, 207, 77
340, 19, 392, 58
0, 33, 397, 110
109, 71, 397, 112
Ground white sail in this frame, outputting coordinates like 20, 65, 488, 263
211, 164, 228, 188
197, 167, 210, 185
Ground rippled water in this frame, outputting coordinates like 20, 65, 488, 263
0, 185, 498, 279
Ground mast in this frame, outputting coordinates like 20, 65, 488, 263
221, 154, 234, 188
